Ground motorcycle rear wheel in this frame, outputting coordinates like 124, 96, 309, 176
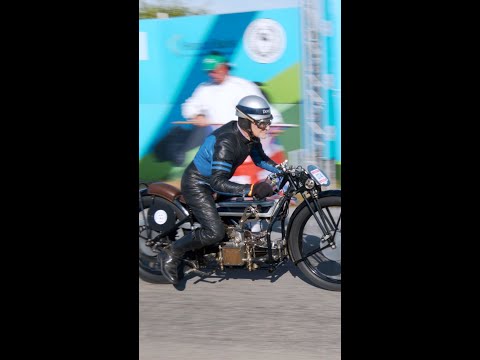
139, 195, 186, 284
288, 195, 341, 291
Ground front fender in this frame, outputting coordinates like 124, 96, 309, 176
286, 189, 341, 259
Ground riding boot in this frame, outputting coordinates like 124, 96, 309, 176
158, 231, 203, 284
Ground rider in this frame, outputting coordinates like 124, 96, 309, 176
158, 95, 281, 284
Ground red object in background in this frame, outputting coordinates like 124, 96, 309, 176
232, 151, 286, 184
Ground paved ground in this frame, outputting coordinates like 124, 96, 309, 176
140, 260, 341, 360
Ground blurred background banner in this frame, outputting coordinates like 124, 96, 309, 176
139, 2, 340, 186
297, 0, 341, 183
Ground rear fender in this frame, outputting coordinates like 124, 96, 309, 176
139, 183, 189, 218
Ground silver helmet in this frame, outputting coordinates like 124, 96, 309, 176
235, 95, 273, 122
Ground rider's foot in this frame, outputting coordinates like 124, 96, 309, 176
158, 231, 203, 285
158, 248, 182, 285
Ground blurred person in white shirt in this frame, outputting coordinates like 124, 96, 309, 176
182, 51, 286, 186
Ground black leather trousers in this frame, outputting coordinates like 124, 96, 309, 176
181, 164, 226, 247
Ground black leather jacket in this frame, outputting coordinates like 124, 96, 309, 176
182, 120, 280, 196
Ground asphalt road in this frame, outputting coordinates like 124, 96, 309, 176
139, 260, 341, 360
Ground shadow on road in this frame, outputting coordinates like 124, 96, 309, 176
173, 259, 317, 291
170, 217, 323, 291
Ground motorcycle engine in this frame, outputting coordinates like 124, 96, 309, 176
219, 224, 280, 270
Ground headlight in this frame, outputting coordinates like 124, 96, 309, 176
305, 178, 315, 189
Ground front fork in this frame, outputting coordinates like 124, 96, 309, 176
293, 190, 340, 265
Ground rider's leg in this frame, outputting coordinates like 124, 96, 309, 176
159, 183, 225, 284
158, 230, 202, 284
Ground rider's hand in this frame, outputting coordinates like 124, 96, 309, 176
193, 115, 209, 127
248, 181, 274, 199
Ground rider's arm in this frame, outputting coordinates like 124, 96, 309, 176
181, 83, 210, 120
250, 142, 281, 174
209, 135, 251, 197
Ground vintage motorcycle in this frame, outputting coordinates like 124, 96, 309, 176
139, 161, 341, 291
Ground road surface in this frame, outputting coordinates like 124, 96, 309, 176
140, 260, 341, 360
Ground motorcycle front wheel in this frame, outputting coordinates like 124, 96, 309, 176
288, 194, 341, 291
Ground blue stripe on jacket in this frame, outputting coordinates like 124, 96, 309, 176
193, 135, 216, 176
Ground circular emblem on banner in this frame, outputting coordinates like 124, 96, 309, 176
243, 19, 286, 63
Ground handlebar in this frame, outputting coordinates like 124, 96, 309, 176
270, 160, 305, 178
267, 160, 307, 193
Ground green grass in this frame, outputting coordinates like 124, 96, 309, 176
139, 153, 173, 182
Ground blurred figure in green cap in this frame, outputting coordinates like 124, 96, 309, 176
182, 51, 283, 129
202, 52, 230, 72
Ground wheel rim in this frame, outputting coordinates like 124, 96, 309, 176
299, 204, 341, 283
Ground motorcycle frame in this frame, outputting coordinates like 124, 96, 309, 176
139, 170, 340, 269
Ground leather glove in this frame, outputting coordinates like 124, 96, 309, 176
248, 181, 274, 199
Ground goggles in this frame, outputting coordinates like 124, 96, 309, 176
236, 106, 272, 130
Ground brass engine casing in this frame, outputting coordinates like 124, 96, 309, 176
221, 244, 245, 266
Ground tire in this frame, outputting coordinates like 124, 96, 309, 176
288, 195, 341, 291
139, 195, 186, 284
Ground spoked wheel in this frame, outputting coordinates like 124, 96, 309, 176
288, 195, 341, 291
139, 195, 186, 284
